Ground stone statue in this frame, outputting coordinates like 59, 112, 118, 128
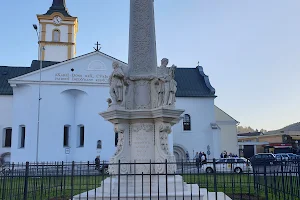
109, 61, 125, 104
157, 58, 169, 107
157, 58, 178, 107
167, 65, 177, 106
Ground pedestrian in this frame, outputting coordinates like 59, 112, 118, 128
95, 155, 100, 170
194, 152, 200, 169
201, 152, 206, 164
186, 151, 190, 161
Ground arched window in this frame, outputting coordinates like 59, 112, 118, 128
97, 140, 102, 149
3, 128, 12, 147
53, 29, 60, 42
63, 125, 70, 147
77, 125, 84, 147
183, 114, 191, 131
19, 125, 26, 148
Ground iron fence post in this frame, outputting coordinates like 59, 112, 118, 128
118, 159, 121, 200
263, 163, 268, 200
213, 158, 217, 200
23, 162, 29, 200
165, 159, 168, 200
70, 161, 75, 199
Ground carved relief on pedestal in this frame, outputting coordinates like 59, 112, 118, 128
114, 124, 125, 156
159, 123, 171, 155
131, 123, 154, 174
124, 78, 134, 110
133, 80, 151, 109
108, 124, 130, 174
155, 122, 177, 173
109, 156, 130, 175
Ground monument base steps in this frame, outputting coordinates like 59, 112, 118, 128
72, 175, 231, 200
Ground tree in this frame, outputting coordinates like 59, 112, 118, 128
237, 126, 268, 133
237, 126, 255, 133
260, 129, 268, 133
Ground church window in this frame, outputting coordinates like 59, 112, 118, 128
97, 140, 102, 149
63, 125, 70, 147
78, 125, 84, 147
53, 29, 60, 42
3, 128, 12, 147
183, 114, 191, 131
19, 125, 26, 148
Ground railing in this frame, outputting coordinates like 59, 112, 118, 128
0, 159, 299, 200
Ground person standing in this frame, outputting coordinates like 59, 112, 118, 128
194, 152, 200, 169
95, 155, 100, 170
186, 151, 190, 161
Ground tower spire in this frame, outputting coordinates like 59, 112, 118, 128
44, 0, 72, 17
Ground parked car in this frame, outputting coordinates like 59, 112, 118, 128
0, 164, 11, 176
276, 153, 300, 164
274, 154, 288, 162
249, 153, 276, 166
202, 158, 252, 174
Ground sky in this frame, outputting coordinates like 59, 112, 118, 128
0, 0, 300, 131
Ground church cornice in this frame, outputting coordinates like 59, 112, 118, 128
39, 41, 75, 46
8, 80, 109, 87
196, 66, 216, 95
37, 12, 77, 22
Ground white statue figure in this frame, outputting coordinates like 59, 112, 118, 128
109, 61, 125, 104
157, 58, 169, 107
167, 65, 177, 106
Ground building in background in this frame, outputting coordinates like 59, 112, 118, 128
0, 0, 239, 163
238, 122, 300, 158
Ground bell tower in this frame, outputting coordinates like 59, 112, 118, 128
37, 0, 78, 62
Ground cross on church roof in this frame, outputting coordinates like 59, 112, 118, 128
94, 41, 101, 51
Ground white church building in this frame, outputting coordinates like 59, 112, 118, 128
0, 0, 239, 164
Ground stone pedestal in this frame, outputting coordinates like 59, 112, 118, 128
100, 108, 183, 175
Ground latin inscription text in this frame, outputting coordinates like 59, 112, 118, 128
54, 73, 109, 83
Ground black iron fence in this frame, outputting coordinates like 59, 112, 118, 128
0, 159, 299, 200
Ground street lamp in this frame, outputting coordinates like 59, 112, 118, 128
33, 24, 44, 163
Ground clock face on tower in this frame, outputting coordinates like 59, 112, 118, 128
53, 16, 62, 25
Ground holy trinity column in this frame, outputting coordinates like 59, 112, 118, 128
74, 0, 207, 199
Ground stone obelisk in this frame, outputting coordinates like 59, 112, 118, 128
128, 0, 157, 79
73, 0, 216, 199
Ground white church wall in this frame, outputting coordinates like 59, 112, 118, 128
10, 85, 37, 162
214, 106, 239, 155
217, 123, 239, 155
9, 53, 120, 163
173, 97, 218, 160
0, 95, 13, 156
11, 84, 115, 163
44, 45, 68, 62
